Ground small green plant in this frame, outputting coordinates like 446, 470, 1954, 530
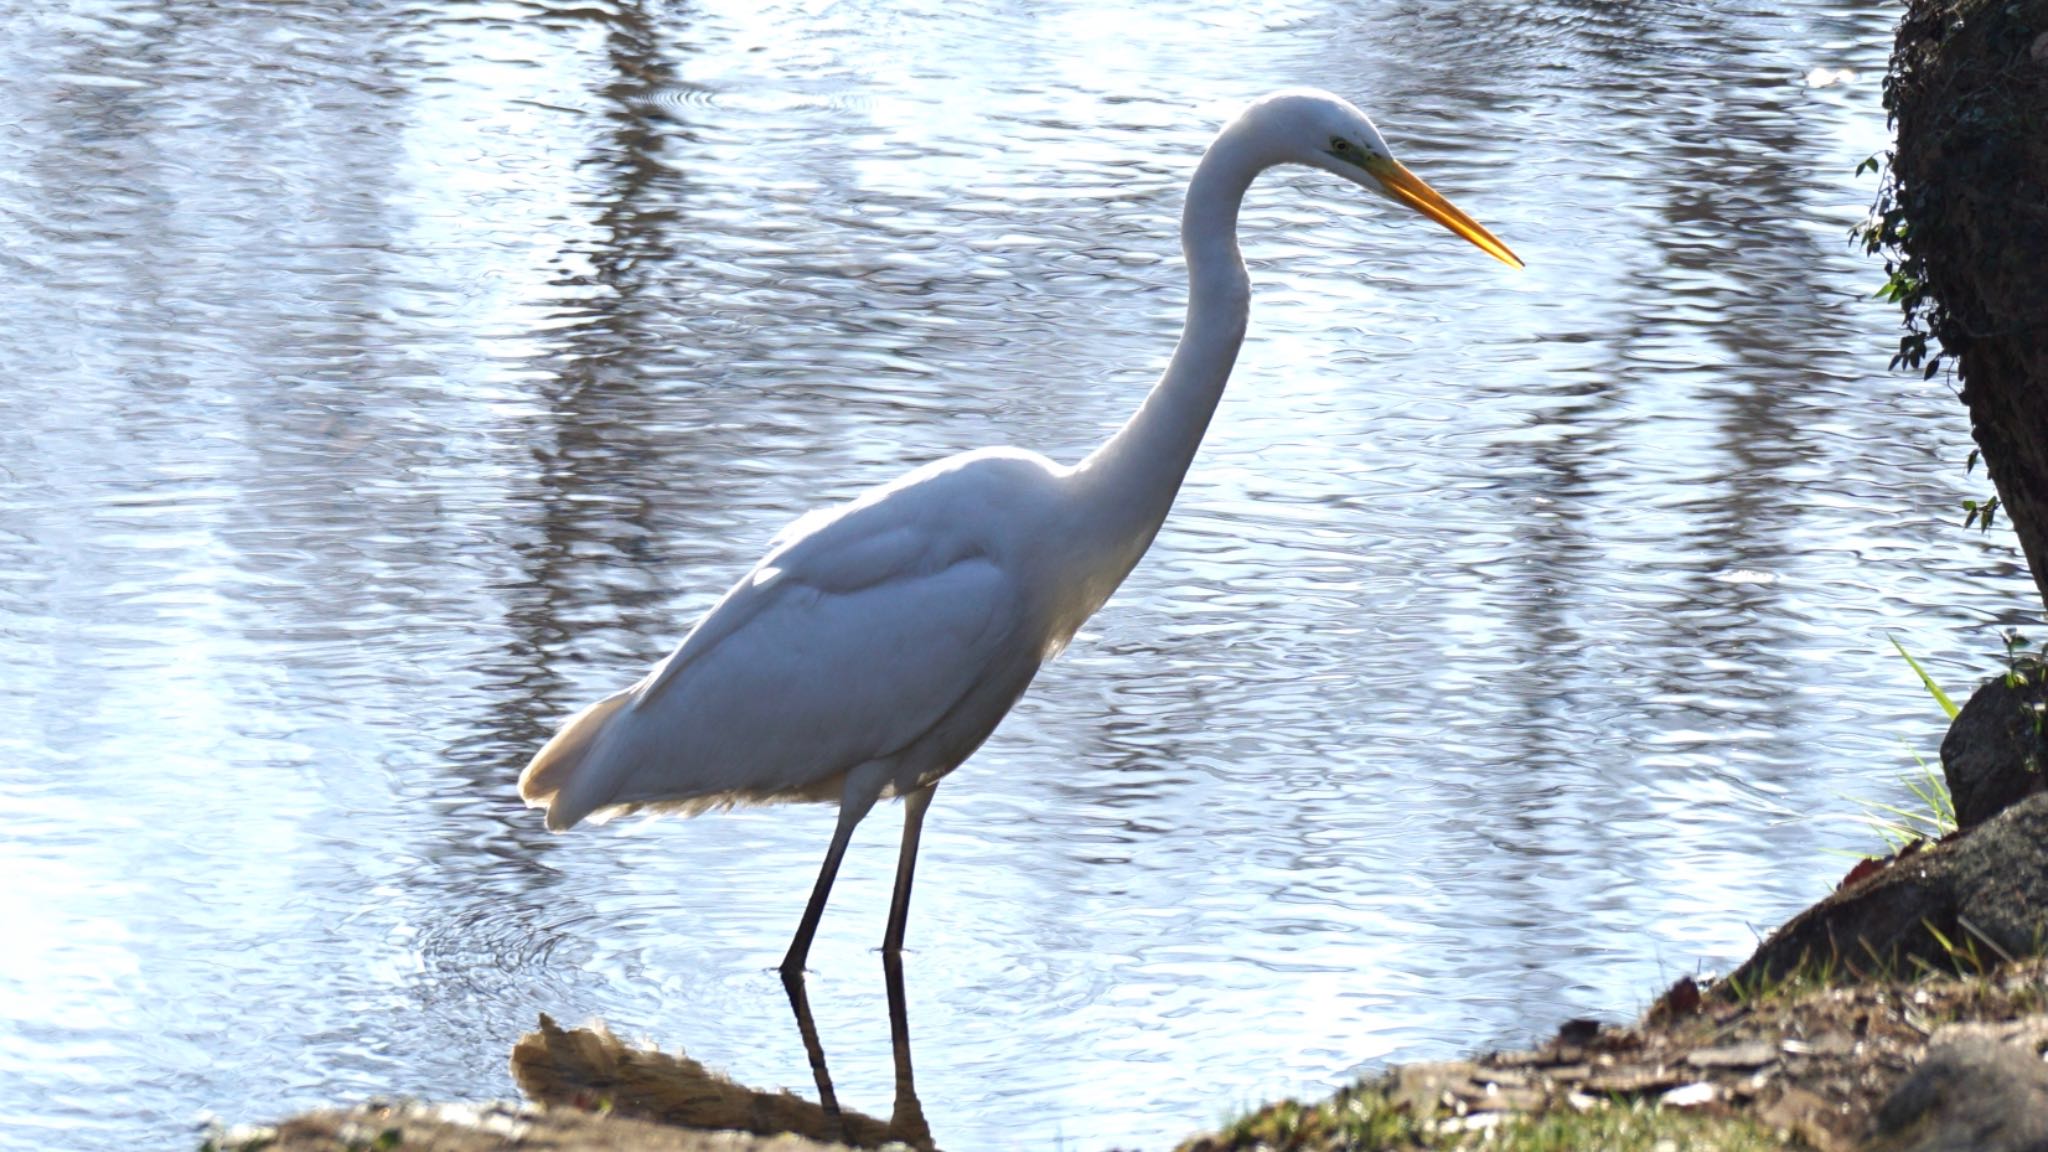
1860, 756, 1957, 851
1850, 638, 1961, 854
1996, 630, 2048, 773
1720, 948, 1857, 1007
1962, 495, 2002, 532
1852, 149, 1943, 382
1999, 628, 2044, 687
1213, 1089, 1421, 1150
1909, 916, 2024, 980
1961, 450, 2005, 532
1890, 635, 1958, 719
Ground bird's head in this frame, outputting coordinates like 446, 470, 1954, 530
1240, 89, 1523, 269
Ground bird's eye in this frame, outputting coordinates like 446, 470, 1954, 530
1331, 137, 1351, 153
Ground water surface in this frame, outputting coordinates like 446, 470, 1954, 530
0, 0, 2037, 1148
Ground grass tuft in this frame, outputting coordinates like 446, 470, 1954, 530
1857, 756, 1957, 852
1849, 638, 1960, 856
1890, 634, 1959, 720
1189, 1087, 1780, 1151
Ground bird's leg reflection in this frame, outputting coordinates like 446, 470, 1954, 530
778, 801, 863, 1142
774, 958, 936, 1152
775, 782, 940, 1150
882, 948, 933, 1149
780, 967, 846, 1142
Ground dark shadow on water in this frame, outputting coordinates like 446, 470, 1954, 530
513, 957, 936, 1150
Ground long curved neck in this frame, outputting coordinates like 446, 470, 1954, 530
1070, 126, 1261, 568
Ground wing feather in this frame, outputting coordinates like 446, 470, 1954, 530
537, 525, 1025, 825
633, 502, 977, 710
527, 449, 1057, 830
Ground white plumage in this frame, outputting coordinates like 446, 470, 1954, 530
526, 450, 1059, 829
519, 90, 1521, 981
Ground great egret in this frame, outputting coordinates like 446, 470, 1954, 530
519, 89, 1520, 983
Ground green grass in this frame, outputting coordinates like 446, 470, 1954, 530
1193, 1087, 1783, 1152
1890, 635, 1959, 720
1719, 950, 1847, 1006
1500, 1106, 1781, 1152
1209, 1089, 1419, 1150
1858, 756, 1958, 852
1849, 638, 1961, 854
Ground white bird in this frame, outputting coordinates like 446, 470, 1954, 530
519, 89, 1521, 983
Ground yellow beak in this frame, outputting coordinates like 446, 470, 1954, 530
1364, 155, 1523, 269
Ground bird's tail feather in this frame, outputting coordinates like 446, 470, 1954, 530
519, 688, 636, 831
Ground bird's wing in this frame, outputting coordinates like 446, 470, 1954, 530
632, 485, 996, 712
594, 491, 1031, 803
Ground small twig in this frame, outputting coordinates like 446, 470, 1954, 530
1956, 914, 2020, 967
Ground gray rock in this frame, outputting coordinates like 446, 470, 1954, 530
1865, 1032, 2048, 1152
1943, 661, 2048, 829
1730, 793, 2048, 988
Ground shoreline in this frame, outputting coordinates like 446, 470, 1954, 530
209, 797, 2048, 1152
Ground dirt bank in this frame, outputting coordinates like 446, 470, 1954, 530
209, 958, 2048, 1152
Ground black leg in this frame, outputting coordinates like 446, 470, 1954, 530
781, 789, 870, 980
776, 774, 886, 1140
881, 783, 936, 956
777, 796, 870, 1140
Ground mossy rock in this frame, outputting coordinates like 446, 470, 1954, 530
1943, 658, 2048, 829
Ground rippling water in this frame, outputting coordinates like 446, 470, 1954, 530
1, 0, 2038, 1148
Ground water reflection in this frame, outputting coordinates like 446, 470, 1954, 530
510, 961, 934, 1150
780, 951, 935, 1150
0, 0, 2036, 1149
